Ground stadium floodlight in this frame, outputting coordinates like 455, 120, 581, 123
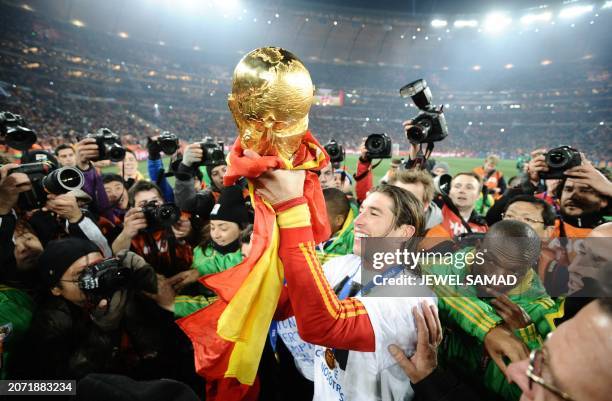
472, 65, 481, 71
603, 1, 612, 9
541, 59, 552, 65
505, 63, 514, 69
431, 19, 448, 28
118, 32, 129, 39
483, 13, 512, 33
520, 11, 552, 24
559, 4, 594, 19
453, 19, 478, 28
71, 19, 85, 28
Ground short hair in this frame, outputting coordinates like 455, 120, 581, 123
504, 195, 556, 227
485, 154, 500, 165
55, 144, 74, 156
388, 169, 434, 205
128, 180, 163, 206
369, 184, 425, 236
452, 172, 483, 187
102, 173, 125, 186
485, 220, 541, 272
323, 188, 350, 220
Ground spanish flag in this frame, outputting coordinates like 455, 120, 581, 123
178, 131, 330, 400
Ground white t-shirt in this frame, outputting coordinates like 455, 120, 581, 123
276, 316, 316, 381
312, 254, 436, 401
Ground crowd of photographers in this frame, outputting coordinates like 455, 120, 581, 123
1, 96, 612, 401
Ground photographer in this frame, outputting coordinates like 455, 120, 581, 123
426, 172, 488, 240
173, 142, 228, 218
473, 154, 507, 199
117, 149, 144, 189
102, 173, 129, 223
55, 144, 77, 168
488, 149, 611, 234
16, 238, 189, 382
146, 135, 175, 203
75, 137, 115, 222
112, 181, 193, 278
354, 137, 374, 203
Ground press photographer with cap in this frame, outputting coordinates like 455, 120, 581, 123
12, 237, 190, 381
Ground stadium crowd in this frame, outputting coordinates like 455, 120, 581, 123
1, 4, 612, 401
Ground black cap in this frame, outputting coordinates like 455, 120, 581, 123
209, 185, 249, 225
38, 238, 100, 288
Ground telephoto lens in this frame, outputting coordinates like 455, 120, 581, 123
42, 167, 85, 194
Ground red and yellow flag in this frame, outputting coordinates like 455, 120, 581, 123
178, 131, 330, 400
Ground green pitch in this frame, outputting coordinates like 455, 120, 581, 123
103, 155, 519, 184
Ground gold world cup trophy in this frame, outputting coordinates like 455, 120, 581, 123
228, 47, 315, 160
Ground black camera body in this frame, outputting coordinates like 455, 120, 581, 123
365, 133, 392, 159
157, 131, 179, 155
141, 200, 180, 231
8, 162, 84, 210
198, 137, 225, 167
0, 111, 37, 151
86, 128, 126, 162
78, 257, 132, 304
541, 146, 582, 180
324, 139, 345, 164
400, 79, 448, 144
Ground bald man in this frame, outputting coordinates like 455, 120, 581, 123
507, 298, 612, 401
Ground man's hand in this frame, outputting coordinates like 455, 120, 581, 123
182, 143, 203, 167
565, 159, 612, 197
121, 207, 148, 238
245, 150, 305, 206
75, 137, 99, 170
484, 325, 529, 376
168, 269, 200, 292
171, 218, 192, 239
0, 164, 32, 214
143, 274, 180, 313
45, 193, 83, 223
147, 136, 162, 160
526, 148, 548, 183
388, 301, 442, 384
358, 137, 370, 162
489, 291, 532, 331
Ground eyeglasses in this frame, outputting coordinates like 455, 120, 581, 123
526, 349, 575, 401
502, 213, 544, 225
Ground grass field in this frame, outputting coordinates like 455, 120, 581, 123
102, 154, 520, 184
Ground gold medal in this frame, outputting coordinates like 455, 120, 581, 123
324, 348, 336, 370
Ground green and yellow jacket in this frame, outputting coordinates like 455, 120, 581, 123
423, 248, 561, 401
0, 285, 34, 379
315, 208, 355, 265
192, 243, 243, 277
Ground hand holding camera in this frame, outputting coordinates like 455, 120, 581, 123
181, 143, 203, 167
0, 163, 32, 214
44, 193, 83, 223
400, 79, 448, 145
75, 137, 100, 170
81, 128, 126, 164
4, 161, 84, 210
564, 157, 612, 197
148, 132, 179, 160
122, 207, 149, 239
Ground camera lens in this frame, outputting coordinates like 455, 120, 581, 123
42, 167, 84, 194
546, 149, 570, 168
107, 144, 126, 162
366, 135, 384, 151
406, 122, 430, 143
160, 140, 178, 155
6, 128, 37, 151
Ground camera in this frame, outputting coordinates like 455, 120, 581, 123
156, 131, 179, 155
400, 79, 448, 144
365, 133, 392, 159
78, 257, 132, 304
141, 200, 180, 231
8, 161, 84, 210
198, 137, 225, 167
86, 128, 126, 162
324, 139, 345, 164
0, 111, 37, 151
541, 146, 582, 180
